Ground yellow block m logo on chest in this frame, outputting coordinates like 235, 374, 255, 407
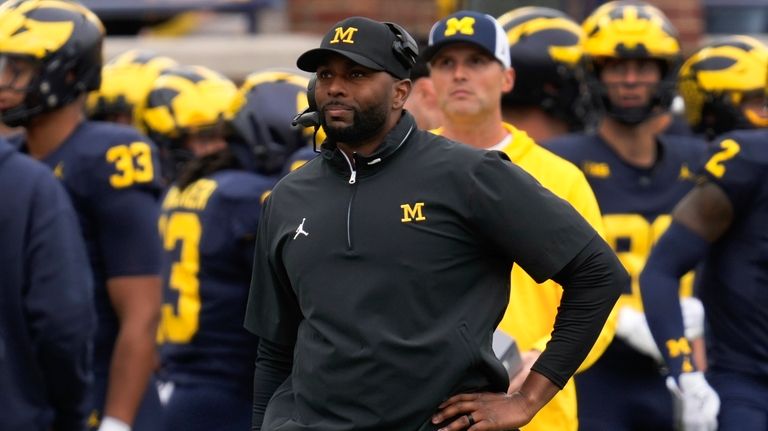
401, 202, 426, 222
445, 17, 475, 36
330, 26, 359, 44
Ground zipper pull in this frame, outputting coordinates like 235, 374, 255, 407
340, 150, 357, 184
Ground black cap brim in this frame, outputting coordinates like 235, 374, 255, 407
297, 48, 385, 73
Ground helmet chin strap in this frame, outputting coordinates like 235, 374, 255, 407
596, 80, 676, 127
0, 102, 44, 128
0, 65, 91, 128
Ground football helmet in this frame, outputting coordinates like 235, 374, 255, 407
0, 0, 104, 127
228, 70, 318, 175
87, 49, 177, 130
142, 65, 238, 179
678, 35, 768, 138
581, 1, 682, 124
143, 65, 237, 143
497, 6, 586, 130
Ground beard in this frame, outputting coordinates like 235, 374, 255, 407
320, 101, 389, 147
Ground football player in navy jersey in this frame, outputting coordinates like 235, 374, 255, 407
640, 36, 768, 431
641, 126, 768, 431
144, 66, 309, 431
86, 49, 178, 185
0, 2, 163, 431
545, 2, 708, 430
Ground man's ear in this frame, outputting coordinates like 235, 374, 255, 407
392, 79, 412, 109
502, 67, 515, 94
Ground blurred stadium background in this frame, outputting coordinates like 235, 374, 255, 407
73, 0, 768, 81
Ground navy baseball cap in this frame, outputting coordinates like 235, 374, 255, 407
423, 10, 511, 68
297, 16, 415, 80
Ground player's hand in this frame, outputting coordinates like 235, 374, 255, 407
681, 297, 705, 340
431, 392, 528, 431
666, 371, 720, 431
507, 350, 540, 393
615, 306, 663, 361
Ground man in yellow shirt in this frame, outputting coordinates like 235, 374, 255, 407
423, 10, 616, 431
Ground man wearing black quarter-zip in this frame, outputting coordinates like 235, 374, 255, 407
244, 16, 626, 431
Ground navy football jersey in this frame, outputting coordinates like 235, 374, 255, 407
697, 129, 768, 377
17, 121, 163, 373
546, 132, 708, 430
547, 133, 707, 365
157, 169, 274, 386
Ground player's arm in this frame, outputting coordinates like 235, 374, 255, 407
638, 182, 731, 431
96, 140, 163, 428
26, 172, 96, 431
641, 135, 738, 376
103, 275, 161, 425
640, 182, 732, 373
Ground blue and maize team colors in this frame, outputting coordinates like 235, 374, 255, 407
546, 132, 707, 430
15, 121, 164, 430
157, 169, 274, 431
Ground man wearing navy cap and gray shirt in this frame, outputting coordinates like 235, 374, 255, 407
245, 15, 627, 431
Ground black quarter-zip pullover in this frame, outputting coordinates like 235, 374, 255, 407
245, 112, 623, 431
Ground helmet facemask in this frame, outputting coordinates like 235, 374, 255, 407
581, 1, 682, 126
585, 56, 679, 125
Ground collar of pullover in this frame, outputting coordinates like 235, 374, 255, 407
320, 111, 416, 181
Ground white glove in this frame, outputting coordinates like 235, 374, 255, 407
666, 372, 720, 431
98, 416, 131, 431
615, 306, 663, 361
681, 297, 706, 340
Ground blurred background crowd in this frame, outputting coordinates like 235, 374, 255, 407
78, 0, 768, 80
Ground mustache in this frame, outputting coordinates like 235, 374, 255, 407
320, 101, 354, 111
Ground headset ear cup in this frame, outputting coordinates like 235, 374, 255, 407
291, 74, 320, 128
384, 22, 418, 70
